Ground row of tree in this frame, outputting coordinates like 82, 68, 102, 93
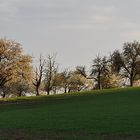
0, 38, 140, 97
33, 54, 93, 96
77, 41, 140, 89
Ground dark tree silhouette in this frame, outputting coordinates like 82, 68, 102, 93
111, 41, 140, 86
44, 54, 58, 95
33, 54, 46, 96
91, 56, 109, 89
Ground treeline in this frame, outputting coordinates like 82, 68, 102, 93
0, 38, 140, 98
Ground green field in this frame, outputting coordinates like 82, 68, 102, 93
0, 87, 140, 140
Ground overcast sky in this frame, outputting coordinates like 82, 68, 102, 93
1, 0, 140, 69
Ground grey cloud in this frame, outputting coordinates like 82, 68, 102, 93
0, 0, 140, 68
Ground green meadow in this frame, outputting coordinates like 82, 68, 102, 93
0, 87, 140, 140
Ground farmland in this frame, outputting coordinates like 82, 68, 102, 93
0, 88, 140, 140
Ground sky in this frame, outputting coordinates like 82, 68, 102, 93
1, 0, 140, 69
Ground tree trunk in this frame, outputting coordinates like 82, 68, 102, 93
64, 88, 67, 93
47, 89, 50, 95
68, 88, 71, 93
64, 86, 67, 93
129, 73, 134, 87
2, 93, 6, 98
36, 86, 39, 96
98, 76, 101, 90
18, 91, 22, 97
130, 78, 133, 87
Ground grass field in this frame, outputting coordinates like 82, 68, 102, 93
0, 87, 140, 140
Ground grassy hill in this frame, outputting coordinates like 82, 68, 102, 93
0, 87, 140, 140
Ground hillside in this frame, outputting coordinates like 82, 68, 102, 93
0, 87, 140, 140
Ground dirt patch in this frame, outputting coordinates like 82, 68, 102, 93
0, 129, 140, 140
0, 129, 50, 140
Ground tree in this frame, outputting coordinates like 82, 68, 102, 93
67, 71, 86, 92
44, 54, 58, 95
12, 81, 30, 97
59, 69, 70, 93
33, 54, 46, 96
76, 62, 110, 90
50, 71, 62, 94
0, 39, 33, 97
76, 66, 87, 78
91, 56, 109, 89
111, 41, 140, 87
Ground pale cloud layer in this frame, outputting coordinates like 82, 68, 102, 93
0, 0, 140, 69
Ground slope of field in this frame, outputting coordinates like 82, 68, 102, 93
0, 87, 140, 140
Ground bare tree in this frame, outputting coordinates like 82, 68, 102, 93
33, 54, 46, 96
44, 54, 58, 95
76, 57, 109, 90
76, 66, 87, 78
59, 69, 70, 93
111, 41, 140, 87
91, 56, 109, 89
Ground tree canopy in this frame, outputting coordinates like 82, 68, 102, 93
0, 39, 33, 97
